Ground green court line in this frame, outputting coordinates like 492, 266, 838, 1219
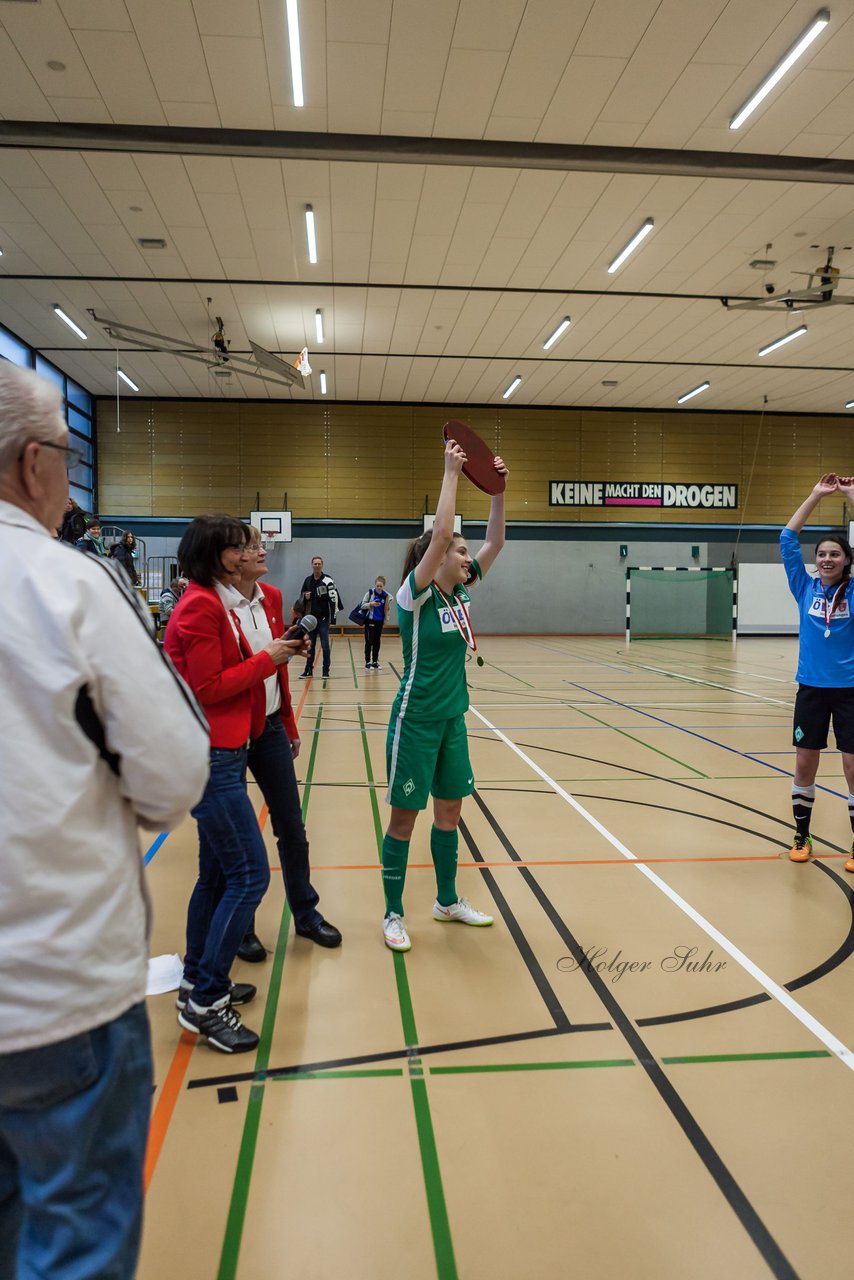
567, 700, 709, 779
216, 704, 323, 1280
358, 703, 458, 1280
477, 659, 536, 688
347, 637, 359, 689
662, 1050, 832, 1065
430, 1059, 635, 1075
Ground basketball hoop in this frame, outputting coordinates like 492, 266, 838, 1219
262, 536, 276, 553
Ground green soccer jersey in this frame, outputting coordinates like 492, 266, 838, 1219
390, 560, 482, 722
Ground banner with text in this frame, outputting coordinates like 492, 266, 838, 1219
549, 481, 738, 509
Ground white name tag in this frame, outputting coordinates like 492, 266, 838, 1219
808, 598, 850, 619
437, 602, 467, 634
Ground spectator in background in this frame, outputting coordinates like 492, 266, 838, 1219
0, 361, 210, 1280
364, 575, 390, 670
110, 529, 140, 586
75, 516, 106, 557
160, 575, 188, 624
299, 555, 340, 679
58, 495, 86, 543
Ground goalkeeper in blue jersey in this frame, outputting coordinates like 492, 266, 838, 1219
381, 438, 508, 952
782, 472, 854, 870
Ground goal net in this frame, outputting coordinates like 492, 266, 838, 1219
626, 567, 736, 641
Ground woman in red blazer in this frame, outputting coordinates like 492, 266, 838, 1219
232, 529, 342, 962
164, 515, 306, 1054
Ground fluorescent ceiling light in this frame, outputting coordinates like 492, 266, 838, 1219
315, 309, 324, 344
607, 218, 654, 274
319, 370, 327, 395
676, 381, 710, 405
305, 205, 317, 263
730, 9, 830, 129
0, 247, 4, 256
757, 325, 807, 356
543, 316, 571, 350
53, 305, 87, 340
846, 400, 854, 409
286, 0, 304, 107
117, 369, 139, 392
502, 375, 522, 400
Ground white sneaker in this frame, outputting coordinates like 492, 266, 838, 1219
383, 912, 411, 951
432, 898, 493, 926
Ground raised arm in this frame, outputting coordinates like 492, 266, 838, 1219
412, 440, 466, 591
786, 473, 838, 533
475, 456, 509, 577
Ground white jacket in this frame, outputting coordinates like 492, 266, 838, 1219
0, 501, 210, 1053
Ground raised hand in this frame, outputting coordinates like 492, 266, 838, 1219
837, 475, 854, 501
813, 473, 839, 498
444, 439, 467, 474
493, 455, 509, 478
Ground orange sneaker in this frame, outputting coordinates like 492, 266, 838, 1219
788, 834, 813, 862
845, 844, 854, 874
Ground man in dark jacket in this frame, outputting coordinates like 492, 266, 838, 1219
299, 556, 340, 678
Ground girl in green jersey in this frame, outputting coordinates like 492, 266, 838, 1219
382, 437, 508, 951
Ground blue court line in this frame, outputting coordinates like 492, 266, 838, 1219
143, 832, 169, 866
564, 680, 848, 800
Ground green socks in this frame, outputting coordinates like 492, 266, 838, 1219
431, 825, 458, 908
382, 834, 410, 916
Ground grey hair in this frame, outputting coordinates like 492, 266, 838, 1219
0, 363, 65, 476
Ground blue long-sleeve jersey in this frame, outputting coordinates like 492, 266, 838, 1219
780, 526, 854, 687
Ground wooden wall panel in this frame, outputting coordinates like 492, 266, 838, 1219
96, 400, 854, 526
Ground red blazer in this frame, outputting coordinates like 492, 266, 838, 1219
164, 582, 273, 748
258, 582, 299, 742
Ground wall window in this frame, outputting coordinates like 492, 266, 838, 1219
0, 322, 95, 511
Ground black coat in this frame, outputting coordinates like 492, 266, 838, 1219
59, 507, 87, 543
110, 542, 140, 585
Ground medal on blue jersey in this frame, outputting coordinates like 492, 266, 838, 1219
822, 582, 846, 637
432, 581, 480, 661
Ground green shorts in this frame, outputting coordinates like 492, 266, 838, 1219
385, 712, 474, 809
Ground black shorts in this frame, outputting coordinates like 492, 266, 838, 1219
793, 684, 854, 752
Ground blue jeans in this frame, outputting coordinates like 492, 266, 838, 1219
184, 747, 271, 1007
0, 1003, 152, 1280
248, 716, 322, 932
304, 618, 330, 675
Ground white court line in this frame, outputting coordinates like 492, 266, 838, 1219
470, 704, 854, 1072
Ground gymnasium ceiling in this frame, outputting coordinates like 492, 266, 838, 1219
3, 0, 854, 412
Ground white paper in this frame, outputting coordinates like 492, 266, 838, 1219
146, 953, 184, 996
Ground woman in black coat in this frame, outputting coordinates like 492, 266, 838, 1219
59, 498, 87, 543
110, 530, 140, 585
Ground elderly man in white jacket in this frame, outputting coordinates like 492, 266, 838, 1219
0, 363, 209, 1280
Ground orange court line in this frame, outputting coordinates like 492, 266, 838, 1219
144, 676, 309, 1191
301, 853, 850, 869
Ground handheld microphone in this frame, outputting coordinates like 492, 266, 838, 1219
296, 613, 317, 636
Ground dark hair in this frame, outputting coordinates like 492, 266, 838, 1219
401, 528, 461, 585
121, 530, 135, 547
178, 515, 250, 586
815, 534, 853, 580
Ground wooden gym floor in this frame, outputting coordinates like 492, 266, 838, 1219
140, 635, 854, 1280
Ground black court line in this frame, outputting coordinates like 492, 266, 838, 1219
458, 816, 572, 1032
186, 1025, 609, 1092
469, 789, 799, 1280
471, 747, 854, 1022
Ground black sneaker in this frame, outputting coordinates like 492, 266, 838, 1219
175, 980, 257, 1011
299, 669, 312, 679
178, 997, 260, 1053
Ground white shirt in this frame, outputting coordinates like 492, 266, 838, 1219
0, 501, 210, 1053
233, 584, 281, 717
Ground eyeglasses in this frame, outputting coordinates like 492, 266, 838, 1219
19, 439, 86, 471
